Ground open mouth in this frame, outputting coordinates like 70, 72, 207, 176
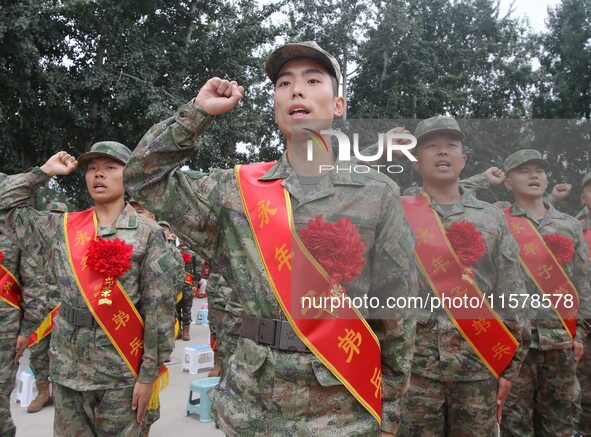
435, 161, 451, 168
528, 182, 541, 188
288, 105, 311, 117
93, 183, 107, 191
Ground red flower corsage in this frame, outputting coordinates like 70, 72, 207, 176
86, 238, 133, 302
182, 252, 192, 264
299, 215, 366, 283
543, 233, 575, 265
445, 221, 487, 267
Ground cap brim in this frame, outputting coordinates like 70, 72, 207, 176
77, 152, 126, 166
265, 44, 337, 83
507, 158, 549, 173
417, 128, 465, 142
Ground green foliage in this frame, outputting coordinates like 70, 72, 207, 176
0, 0, 588, 214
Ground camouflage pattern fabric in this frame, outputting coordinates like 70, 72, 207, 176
399, 190, 529, 436
0, 176, 177, 390
501, 348, 576, 437
499, 201, 591, 437
399, 373, 498, 437
124, 102, 419, 435
53, 383, 142, 437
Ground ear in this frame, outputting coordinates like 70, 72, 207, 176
460, 153, 468, 170
504, 178, 512, 192
333, 96, 346, 117
581, 193, 585, 206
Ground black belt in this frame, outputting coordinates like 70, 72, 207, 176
239, 315, 310, 353
61, 302, 99, 328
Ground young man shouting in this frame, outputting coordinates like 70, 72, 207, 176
125, 42, 417, 436
0, 142, 176, 436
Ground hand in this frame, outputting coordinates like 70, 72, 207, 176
40, 151, 78, 177
552, 183, 572, 201
14, 335, 28, 364
574, 340, 584, 367
496, 377, 512, 423
381, 433, 395, 437
484, 167, 506, 186
131, 381, 153, 424
386, 127, 412, 159
194, 77, 244, 116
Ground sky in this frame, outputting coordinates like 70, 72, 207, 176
499, 0, 560, 31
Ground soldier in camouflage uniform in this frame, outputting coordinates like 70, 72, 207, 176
177, 242, 199, 341
27, 201, 68, 414
158, 221, 187, 340
498, 150, 591, 437
0, 143, 176, 436
575, 171, 591, 437
125, 41, 418, 436
398, 116, 529, 437
0, 225, 45, 435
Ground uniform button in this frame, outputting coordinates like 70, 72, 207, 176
179, 111, 187, 118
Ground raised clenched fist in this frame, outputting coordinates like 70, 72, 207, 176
40, 151, 78, 177
484, 167, 506, 186
193, 77, 245, 116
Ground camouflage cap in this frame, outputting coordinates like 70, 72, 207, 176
414, 116, 464, 143
503, 149, 549, 174
46, 201, 68, 213
157, 220, 171, 228
77, 141, 132, 166
582, 172, 591, 189
265, 41, 342, 84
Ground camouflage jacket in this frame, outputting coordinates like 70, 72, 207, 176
508, 202, 591, 349
0, 225, 45, 339
0, 170, 176, 390
124, 102, 418, 433
410, 190, 529, 383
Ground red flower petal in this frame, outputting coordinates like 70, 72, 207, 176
182, 252, 192, 264
445, 221, 487, 267
299, 215, 366, 283
86, 238, 133, 277
543, 233, 575, 265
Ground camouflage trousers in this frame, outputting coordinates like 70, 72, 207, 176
0, 336, 18, 437
575, 335, 591, 435
210, 337, 381, 437
398, 373, 498, 437
53, 383, 142, 437
175, 286, 193, 327
500, 347, 575, 437
29, 334, 50, 381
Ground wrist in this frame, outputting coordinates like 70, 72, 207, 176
39, 164, 55, 177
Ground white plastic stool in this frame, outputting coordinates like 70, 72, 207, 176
16, 370, 36, 408
183, 345, 214, 374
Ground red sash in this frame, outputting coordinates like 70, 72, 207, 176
504, 208, 579, 338
0, 263, 21, 310
236, 163, 382, 423
185, 272, 195, 286
402, 194, 518, 378
29, 304, 61, 346
584, 229, 591, 261
64, 208, 168, 408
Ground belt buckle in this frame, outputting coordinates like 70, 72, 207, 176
258, 319, 277, 346
278, 320, 306, 352
77, 310, 93, 327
